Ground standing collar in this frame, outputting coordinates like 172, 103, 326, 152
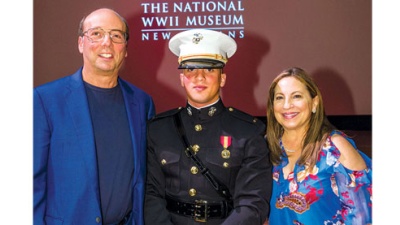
185, 99, 225, 120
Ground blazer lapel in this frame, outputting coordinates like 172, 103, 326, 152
119, 79, 142, 182
65, 70, 98, 181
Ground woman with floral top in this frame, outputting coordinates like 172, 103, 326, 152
264, 67, 372, 225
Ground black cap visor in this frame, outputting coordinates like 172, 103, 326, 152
178, 59, 225, 69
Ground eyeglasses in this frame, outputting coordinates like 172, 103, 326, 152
81, 27, 127, 44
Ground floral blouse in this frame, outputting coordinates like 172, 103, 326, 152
268, 130, 372, 225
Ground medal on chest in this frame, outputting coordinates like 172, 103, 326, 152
220, 136, 231, 159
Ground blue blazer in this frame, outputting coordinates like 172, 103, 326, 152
34, 68, 155, 225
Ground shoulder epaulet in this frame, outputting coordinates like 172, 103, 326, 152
226, 106, 264, 126
149, 107, 184, 122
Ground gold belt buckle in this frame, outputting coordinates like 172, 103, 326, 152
194, 200, 208, 222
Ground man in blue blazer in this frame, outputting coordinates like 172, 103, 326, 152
34, 8, 155, 225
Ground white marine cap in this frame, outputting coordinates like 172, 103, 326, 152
169, 29, 237, 69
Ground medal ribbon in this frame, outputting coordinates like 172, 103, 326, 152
220, 136, 232, 149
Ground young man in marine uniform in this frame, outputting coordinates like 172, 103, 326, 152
144, 29, 272, 225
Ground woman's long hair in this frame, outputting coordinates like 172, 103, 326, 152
266, 67, 336, 169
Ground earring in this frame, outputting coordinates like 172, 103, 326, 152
312, 108, 316, 113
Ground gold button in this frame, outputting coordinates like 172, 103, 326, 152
161, 159, 166, 165
229, 107, 234, 112
223, 162, 229, 168
189, 188, 197, 196
194, 124, 202, 131
191, 166, 198, 174
192, 144, 200, 153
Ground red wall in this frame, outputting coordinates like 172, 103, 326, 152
34, 0, 371, 116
